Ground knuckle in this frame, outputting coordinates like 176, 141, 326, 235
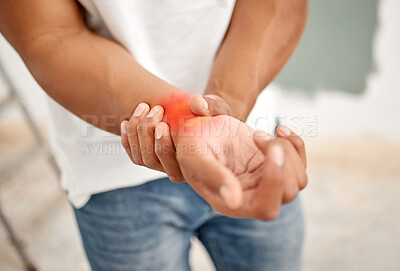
137, 119, 157, 134
304, 173, 309, 185
151, 118, 161, 126
127, 117, 139, 127
139, 144, 150, 156
125, 122, 137, 135
155, 144, 171, 157
262, 162, 281, 178
262, 208, 281, 221
130, 143, 141, 155
299, 173, 309, 190
284, 189, 299, 203
154, 145, 163, 156
136, 122, 146, 133
264, 170, 282, 187
142, 155, 158, 168
143, 117, 157, 127
252, 200, 280, 221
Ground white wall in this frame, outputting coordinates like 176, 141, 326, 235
0, 0, 399, 141
256, 0, 400, 142
280, 0, 399, 141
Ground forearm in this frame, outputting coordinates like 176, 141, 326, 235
205, 0, 308, 121
19, 31, 183, 135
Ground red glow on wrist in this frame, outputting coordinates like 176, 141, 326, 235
160, 92, 195, 134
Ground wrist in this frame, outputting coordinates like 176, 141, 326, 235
205, 75, 260, 122
203, 90, 252, 122
159, 92, 197, 140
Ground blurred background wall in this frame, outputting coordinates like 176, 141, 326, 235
0, 0, 399, 270
1, 0, 399, 140
273, 0, 398, 141
277, 0, 378, 95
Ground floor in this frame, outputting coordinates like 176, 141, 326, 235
0, 121, 399, 271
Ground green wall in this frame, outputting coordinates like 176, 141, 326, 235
275, 0, 379, 95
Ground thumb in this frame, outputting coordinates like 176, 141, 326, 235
190, 94, 231, 116
177, 148, 243, 209
253, 131, 274, 152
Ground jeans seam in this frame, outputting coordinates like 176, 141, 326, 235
200, 226, 227, 271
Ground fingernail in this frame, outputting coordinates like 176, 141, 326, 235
200, 96, 208, 111
121, 121, 127, 135
272, 146, 284, 167
255, 130, 273, 140
147, 106, 161, 118
279, 126, 291, 136
155, 124, 163, 140
133, 103, 146, 117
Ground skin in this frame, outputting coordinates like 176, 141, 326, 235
0, 0, 185, 134
0, 0, 309, 219
0, 0, 308, 133
122, 109, 308, 219
203, 0, 309, 121
121, 0, 309, 185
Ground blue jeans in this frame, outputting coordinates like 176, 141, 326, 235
74, 177, 304, 271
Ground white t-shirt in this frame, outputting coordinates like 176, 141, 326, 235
47, 0, 275, 208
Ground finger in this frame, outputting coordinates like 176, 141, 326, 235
127, 103, 150, 165
255, 131, 307, 197
155, 122, 185, 182
252, 134, 304, 218
254, 133, 302, 202
137, 105, 164, 171
121, 121, 134, 162
253, 130, 275, 153
297, 166, 308, 190
190, 94, 231, 116
281, 156, 300, 204
276, 126, 307, 168
190, 95, 209, 115
176, 143, 243, 210
203, 94, 231, 116
251, 145, 285, 220
293, 153, 308, 190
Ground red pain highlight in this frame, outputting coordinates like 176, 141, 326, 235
160, 92, 196, 134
